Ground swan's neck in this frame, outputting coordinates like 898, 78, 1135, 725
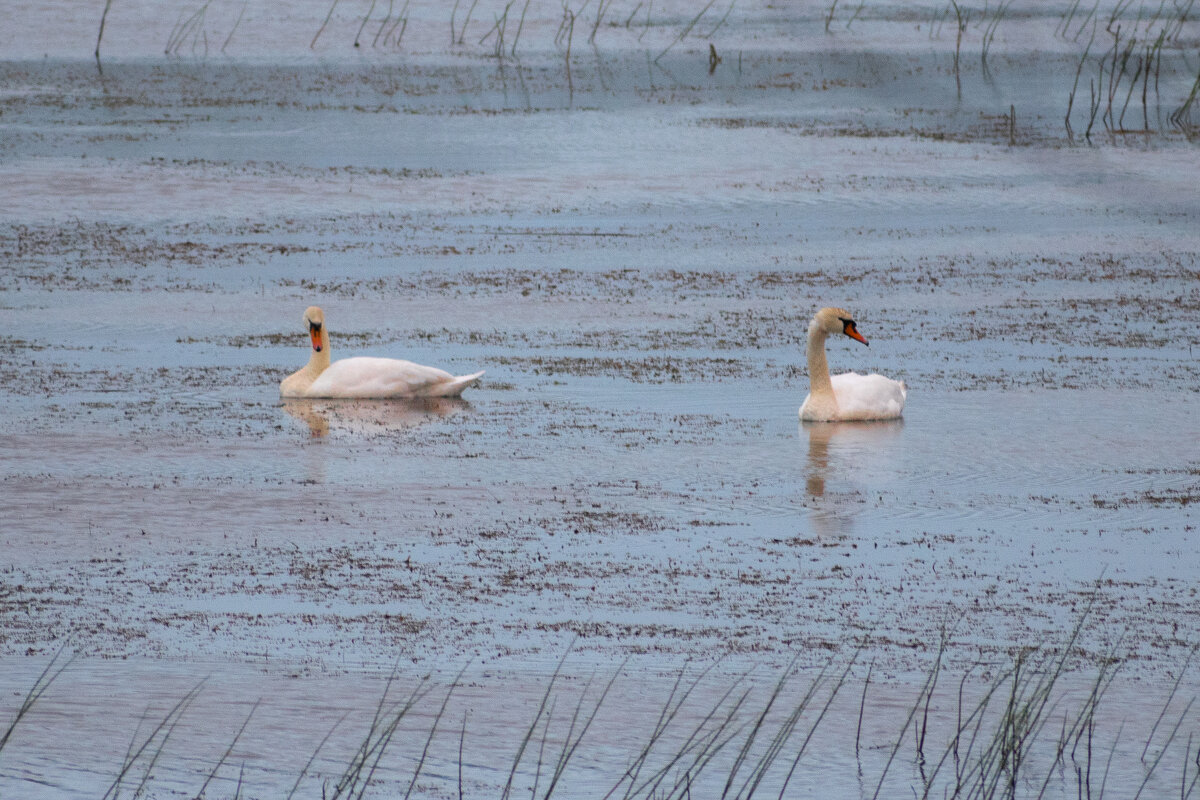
806, 320, 834, 400
308, 327, 332, 376
281, 327, 331, 396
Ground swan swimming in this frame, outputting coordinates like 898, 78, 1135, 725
799, 307, 905, 422
280, 306, 484, 399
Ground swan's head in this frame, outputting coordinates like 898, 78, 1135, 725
813, 307, 869, 346
303, 306, 325, 352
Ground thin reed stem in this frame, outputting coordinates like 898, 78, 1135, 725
372, 0, 393, 47
404, 664, 469, 800
1135, 697, 1197, 799
511, 0, 530, 56
312, 0, 340, 49
197, 698, 260, 799
0, 645, 74, 755
354, 0, 377, 47
222, 0, 248, 53
95, 0, 114, 63
655, 0, 717, 61
458, 0, 480, 44
856, 657, 874, 756
102, 680, 206, 800
500, 642, 574, 800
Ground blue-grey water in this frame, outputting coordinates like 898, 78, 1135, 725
1, 1, 1198, 797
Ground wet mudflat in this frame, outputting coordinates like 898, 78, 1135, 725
2, 1, 1199, 797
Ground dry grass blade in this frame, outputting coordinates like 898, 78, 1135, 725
511, 0, 531, 55
603, 659, 720, 800
222, 0, 248, 53
1142, 646, 1197, 763
659, 680, 764, 799
655, 0, 718, 62
0, 645, 74, 757
371, 0, 393, 46
729, 649, 855, 800
354, 0, 378, 47
500, 642, 574, 800
285, 710, 350, 800
404, 663, 469, 800
661, 694, 754, 799
704, 0, 736, 37
626, 673, 754, 799
1183, 732, 1200, 799
825, 0, 839, 32
1058, 0, 1083, 38
382, 3, 410, 49
95, 0, 114, 62
311, 0, 340, 49
331, 669, 431, 800
855, 656, 875, 756
918, 592, 1114, 799
196, 697, 260, 799
871, 635, 949, 800
721, 657, 802, 799
919, 661, 1017, 798
541, 662, 624, 798
1065, 26, 1097, 141
457, 0, 480, 44
980, 0, 1013, 66
101, 679, 205, 800
166, 2, 212, 56
1134, 696, 1196, 799
590, 0, 612, 44
1170, 65, 1200, 130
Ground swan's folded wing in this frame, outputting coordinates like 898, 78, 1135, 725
830, 372, 906, 421
307, 357, 456, 399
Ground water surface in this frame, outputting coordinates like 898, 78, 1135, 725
1, 1, 1198, 796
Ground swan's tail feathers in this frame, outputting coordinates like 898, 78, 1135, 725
430, 370, 484, 397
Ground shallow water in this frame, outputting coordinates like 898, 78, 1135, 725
2, 1, 1199, 797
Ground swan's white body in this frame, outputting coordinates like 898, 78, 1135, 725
280, 306, 483, 399
799, 307, 905, 422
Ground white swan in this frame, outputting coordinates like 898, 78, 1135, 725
799, 307, 906, 422
280, 306, 484, 399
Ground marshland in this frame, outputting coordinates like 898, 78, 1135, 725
1, 0, 1198, 797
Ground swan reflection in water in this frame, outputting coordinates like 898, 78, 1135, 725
281, 397, 470, 438
801, 419, 904, 536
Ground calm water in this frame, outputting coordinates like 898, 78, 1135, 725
2, 1, 1199, 797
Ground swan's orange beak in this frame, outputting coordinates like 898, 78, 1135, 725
843, 320, 869, 346
309, 324, 323, 352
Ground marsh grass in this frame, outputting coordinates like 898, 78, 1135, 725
166, 1, 213, 56
477, 0, 514, 57
142, 0, 1197, 142
362, 0, 411, 49
1059, 0, 1199, 140
3, 621, 1196, 799
0, 645, 73, 757
328, 667, 432, 799
655, 0, 720, 62
95, 0, 114, 65
949, 0, 969, 95
103, 680, 206, 800
979, 0, 1013, 70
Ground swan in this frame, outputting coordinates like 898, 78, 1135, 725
799, 307, 905, 422
280, 306, 484, 399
